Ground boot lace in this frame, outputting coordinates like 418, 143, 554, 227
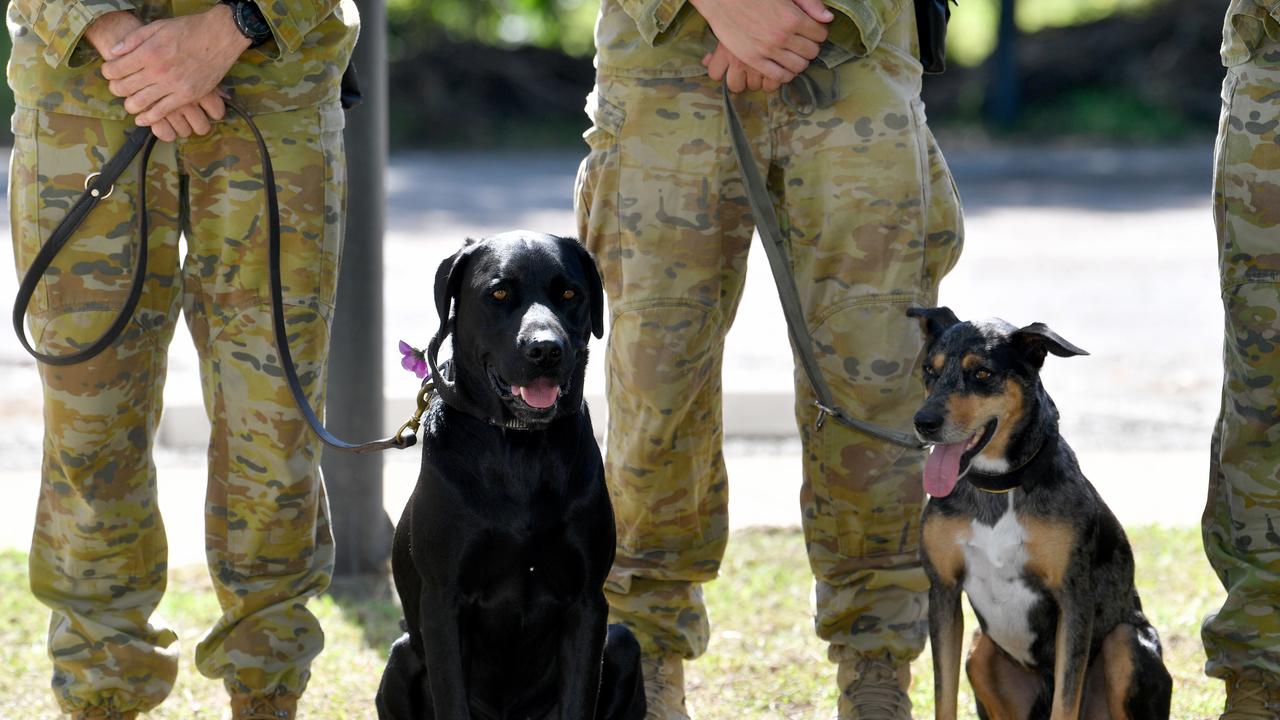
1231, 670, 1280, 713
237, 697, 293, 720
842, 656, 910, 719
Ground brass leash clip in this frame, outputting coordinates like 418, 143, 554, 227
394, 380, 433, 447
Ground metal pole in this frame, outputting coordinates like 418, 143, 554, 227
988, 0, 1020, 129
324, 0, 392, 581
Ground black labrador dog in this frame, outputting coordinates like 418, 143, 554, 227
376, 232, 645, 720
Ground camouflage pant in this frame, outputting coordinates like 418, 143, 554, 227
574, 9, 962, 662
1202, 41, 1280, 681
9, 103, 346, 714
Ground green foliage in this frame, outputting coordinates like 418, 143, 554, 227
948, 0, 1165, 66
0, 30, 12, 142
1019, 87, 1204, 142
386, 0, 598, 58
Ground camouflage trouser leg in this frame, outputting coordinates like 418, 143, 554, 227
14, 109, 184, 716
184, 104, 345, 698
574, 9, 962, 662
1202, 46, 1280, 680
10, 104, 344, 712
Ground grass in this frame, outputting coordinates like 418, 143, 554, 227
3, 525, 1227, 718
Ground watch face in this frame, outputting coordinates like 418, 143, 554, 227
232, 0, 272, 45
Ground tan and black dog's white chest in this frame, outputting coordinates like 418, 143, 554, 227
957, 494, 1052, 667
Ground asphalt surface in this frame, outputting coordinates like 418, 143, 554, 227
0, 141, 1222, 565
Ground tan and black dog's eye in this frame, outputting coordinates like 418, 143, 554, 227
563, 289, 576, 301
922, 365, 939, 381
491, 289, 508, 301
974, 368, 993, 381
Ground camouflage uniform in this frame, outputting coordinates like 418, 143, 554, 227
7, 0, 356, 714
1202, 0, 1280, 684
575, 0, 962, 664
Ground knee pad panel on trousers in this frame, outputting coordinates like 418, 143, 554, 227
204, 301, 334, 580
800, 296, 928, 567
605, 301, 729, 562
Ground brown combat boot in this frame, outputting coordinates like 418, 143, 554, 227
640, 653, 691, 720
72, 710, 138, 720
1220, 669, 1280, 719
836, 652, 912, 720
230, 693, 299, 720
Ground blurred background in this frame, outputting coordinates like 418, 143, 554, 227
0, 0, 1227, 558
0, 2, 1234, 715
0, 0, 1229, 147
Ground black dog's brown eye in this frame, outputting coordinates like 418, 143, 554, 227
563, 289, 576, 301
491, 289, 508, 301
975, 369, 993, 381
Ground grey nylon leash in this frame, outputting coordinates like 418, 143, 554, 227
721, 84, 926, 451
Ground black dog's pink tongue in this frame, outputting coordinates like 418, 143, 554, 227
512, 378, 560, 409
924, 442, 967, 497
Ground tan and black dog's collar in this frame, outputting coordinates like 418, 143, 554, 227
968, 431, 1058, 494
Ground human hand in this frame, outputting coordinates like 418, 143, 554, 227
703, 43, 782, 93
689, 0, 832, 84
86, 11, 226, 141
101, 5, 250, 128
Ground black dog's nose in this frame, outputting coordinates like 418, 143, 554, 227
521, 336, 565, 365
914, 408, 945, 436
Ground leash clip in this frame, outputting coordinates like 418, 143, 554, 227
394, 380, 433, 447
813, 401, 835, 430
84, 172, 114, 199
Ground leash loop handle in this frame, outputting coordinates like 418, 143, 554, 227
12, 103, 417, 454
722, 85, 926, 451
12, 126, 156, 367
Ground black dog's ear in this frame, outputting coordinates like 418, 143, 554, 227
1012, 322, 1089, 368
434, 240, 479, 326
566, 238, 605, 339
906, 306, 961, 343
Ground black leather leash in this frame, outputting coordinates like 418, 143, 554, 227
12, 100, 423, 453
721, 84, 926, 451
13, 126, 155, 366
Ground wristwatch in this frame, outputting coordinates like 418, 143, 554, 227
221, 0, 273, 48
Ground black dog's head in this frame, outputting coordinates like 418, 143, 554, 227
432, 231, 604, 429
906, 306, 1087, 497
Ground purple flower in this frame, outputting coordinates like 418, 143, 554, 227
399, 340, 429, 379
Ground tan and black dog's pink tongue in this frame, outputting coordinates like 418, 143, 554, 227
924, 442, 968, 497
512, 378, 560, 409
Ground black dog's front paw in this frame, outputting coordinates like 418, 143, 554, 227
377, 633, 431, 720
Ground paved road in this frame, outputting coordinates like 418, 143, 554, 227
0, 143, 1222, 564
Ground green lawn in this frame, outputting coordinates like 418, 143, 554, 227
2, 526, 1226, 719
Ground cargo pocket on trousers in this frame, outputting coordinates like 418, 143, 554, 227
806, 297, 927, 563
916, 101, 963, 294
576, 85, 626, 299
318, 103, 347, 311
10, 108, 45, 322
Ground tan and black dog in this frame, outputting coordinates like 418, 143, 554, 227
907, 307, 1171, 720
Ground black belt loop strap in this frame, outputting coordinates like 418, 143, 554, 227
721, 84, 926, 451
12, 101, 417, 454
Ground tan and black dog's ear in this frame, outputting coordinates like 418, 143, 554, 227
565, 237, 605, 339
907, 306, 961, 343
1013, 322, 1089, 368
434, 240, 480, 326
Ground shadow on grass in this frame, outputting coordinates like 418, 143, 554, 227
327, 573, 406, 654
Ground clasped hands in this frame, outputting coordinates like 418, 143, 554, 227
85, 6, 253, 141
692, 0, 834, 93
